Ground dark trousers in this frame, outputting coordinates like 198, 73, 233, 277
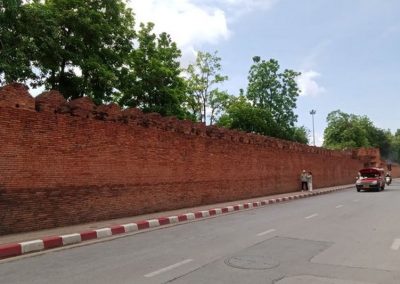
301, 181, 308, 191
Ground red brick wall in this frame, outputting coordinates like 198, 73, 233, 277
0, 84, 373, 235
392, 166, 400, 177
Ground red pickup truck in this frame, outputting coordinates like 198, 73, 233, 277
356, 167, 385, 192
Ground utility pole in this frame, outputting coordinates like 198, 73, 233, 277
310, 109, 316, 146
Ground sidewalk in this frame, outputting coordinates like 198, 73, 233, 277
0, 184, 353, 259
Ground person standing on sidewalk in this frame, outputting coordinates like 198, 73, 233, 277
307, 171, 313, 191
300, 170, 308, 191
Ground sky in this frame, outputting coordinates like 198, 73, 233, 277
128, 0, 400, 146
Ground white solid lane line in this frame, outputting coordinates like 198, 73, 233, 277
353, 199, 360, 202
257, 229, 276, 237
336, 205, 344, 208
144, 259, 193, 278
391, 239, 400, 251
305, 213, 318, 219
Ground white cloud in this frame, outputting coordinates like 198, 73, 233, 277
296, 70, 325, 97
192, 0, 279, 22
127, 0, 277, 64
128, 0, 230, 63
217, 0, 278, 12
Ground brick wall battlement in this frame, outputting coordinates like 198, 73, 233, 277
1, 83, 350, 157
0, 83, 389, 235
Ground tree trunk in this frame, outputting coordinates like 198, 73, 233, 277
203, 102, 206, 124
50, 69, 56, 90
59, 58, 66, 90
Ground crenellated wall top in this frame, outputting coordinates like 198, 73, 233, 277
0, 83, 354, 157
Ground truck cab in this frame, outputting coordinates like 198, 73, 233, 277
356, 167, 385, 192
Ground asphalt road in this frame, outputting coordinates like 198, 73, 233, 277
1, 181, 400, 284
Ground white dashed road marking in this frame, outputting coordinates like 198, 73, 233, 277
305, 213, 318, 219
257, 229, 276, 237
144, 259, 193, 278
353, 199, 359, 202
336, 205, 344, 208
391, 239, 400, 251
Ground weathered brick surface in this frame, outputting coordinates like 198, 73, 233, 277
35, 90, 66, 113
0, 83, 34, 111
0, 84, 395, 235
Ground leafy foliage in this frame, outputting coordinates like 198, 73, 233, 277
0, 0, 188, 118
0, 0, 36, 83
208, 89, 230, 125
389, 130, 400, 163
116, 23, 188, 118
217, 56, 307, 143
323, 110, 393, 159
292, 126, 309, 144
323, 110, 369, 149
218, 95, 277, 134
246, 57, 301, 140
185, 51, 228, 124
217, 93, 309, 144
1, 0, 137, 103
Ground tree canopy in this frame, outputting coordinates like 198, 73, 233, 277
116, 22, 188, 118
0, 0, 36, 83
218, 57, 307, 143
0, 0, 188, 118
185, 51, 228, 124
246, 57, 300, 139
323, 110, 394, 159
1, 0, 136, 103
217, 94, 278, 135
389, 130, 400, 163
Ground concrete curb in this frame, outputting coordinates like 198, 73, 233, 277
0, 185, 352, 260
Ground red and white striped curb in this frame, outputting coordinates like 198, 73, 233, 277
0, 186, 351, 260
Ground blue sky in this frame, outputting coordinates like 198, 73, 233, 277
130, 0, 400, 146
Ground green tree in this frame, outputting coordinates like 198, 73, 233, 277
2, 0, 136, 103
217, 93, 309, 144
217, 95, 277, 134
0, 0, 36, 84
1, 0, 189, 117
357, 116, 392, 157
117, 22, 187, 118
245, 56, 302, 140
390, 130, 400, 162
186, 51, 228, 124
209, 89, 230, 125
293, 126, 309, 144
323, 110, 369, 149
323, 110, 392, 155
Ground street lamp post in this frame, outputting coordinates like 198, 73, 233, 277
310, 109, 316, 146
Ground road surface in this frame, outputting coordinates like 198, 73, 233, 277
1, 181, 400, 283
